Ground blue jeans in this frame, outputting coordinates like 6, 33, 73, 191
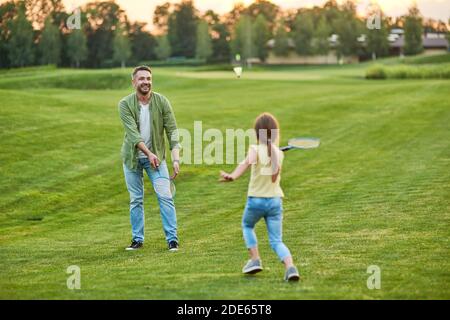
123, 158, 177, 243
242, 197, 291, 261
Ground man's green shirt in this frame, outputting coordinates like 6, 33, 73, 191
118, 92, 180, 170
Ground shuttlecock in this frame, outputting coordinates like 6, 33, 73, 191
233, 66, 242, 78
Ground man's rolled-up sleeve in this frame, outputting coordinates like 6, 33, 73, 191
118, 100, 143, 147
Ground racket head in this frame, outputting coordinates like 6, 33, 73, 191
287, 137, 320, 150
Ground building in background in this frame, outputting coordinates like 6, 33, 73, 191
390, 33, 449, 56
265, 36, 359, 65
264, 30, 449, 65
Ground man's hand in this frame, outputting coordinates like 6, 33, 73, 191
147, 152, 160, 169
171, 160, 180, 180
219, 170, 234, 182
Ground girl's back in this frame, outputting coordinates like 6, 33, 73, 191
248, 144, 284, 198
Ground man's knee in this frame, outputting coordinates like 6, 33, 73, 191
154, 180, 172, 199
130, 195, 143, 207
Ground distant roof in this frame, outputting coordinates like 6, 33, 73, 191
390, 36, 449, 49
391, 29, 404, 35
267, 38, 295, 49
266, 35, 449, 49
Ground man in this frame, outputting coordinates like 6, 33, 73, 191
118, 65, 180, 251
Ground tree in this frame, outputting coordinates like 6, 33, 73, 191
252, 14, 270, 62
231, 15, 254, 61
313, 16, 331, 55
129, 22, 156, 63
195, 20, 212, 60
334, 1, 360, 58
197, 9, 230, 62
448, 19, 450, 46
404, 4, 423, 55
323, 0, 340, 25
155, 35, 171, 60
168, 0, 198, 58
366, 6, 389, 60
211, 22, 230, 62
293, 12, 314, 55
25, 0, 66, 30
67, 29, 87, 68
7, 5, 34, 67
0, 0, 17, 68
273, 20, 290, 57
59, 6, 85, 67
153, 2, 171, 34
39, 17, 62, 65
83, 1, 128, 68
224, 3, 247, 30
435, 20, 448, 33
203, 9, 220, 26
113, 27, 131, 68
247, 0, 280, 32
423, 18, 448, 34
284, 8, 299, 32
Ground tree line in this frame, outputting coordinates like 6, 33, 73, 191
0, 0, 448, 69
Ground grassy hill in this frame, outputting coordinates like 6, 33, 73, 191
0, 61, 449, 299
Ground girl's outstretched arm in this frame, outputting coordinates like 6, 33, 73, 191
219, 147, 257, 182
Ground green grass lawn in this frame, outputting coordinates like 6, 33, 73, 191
0, 61, 449, 299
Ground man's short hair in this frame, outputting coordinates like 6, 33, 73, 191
132, 65, 152, 79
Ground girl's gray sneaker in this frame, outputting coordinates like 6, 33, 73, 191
242, 259, 263, 274
284, 266, 300, 281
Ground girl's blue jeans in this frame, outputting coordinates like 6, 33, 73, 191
242, 196, 291, 261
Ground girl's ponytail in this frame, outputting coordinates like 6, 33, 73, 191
254, 112, 279, 159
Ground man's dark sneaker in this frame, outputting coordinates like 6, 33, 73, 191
125, 241, 143, 251
168, 241, 179, 252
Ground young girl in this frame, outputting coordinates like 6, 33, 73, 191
220, 113, 300, 281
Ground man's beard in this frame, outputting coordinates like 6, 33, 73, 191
137, 85, 151, 95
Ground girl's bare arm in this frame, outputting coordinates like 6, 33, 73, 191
220, 147, 257, 182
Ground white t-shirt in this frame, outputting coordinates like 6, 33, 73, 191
138, 103, 152, 159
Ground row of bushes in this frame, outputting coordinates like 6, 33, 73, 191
366, 64, 450, 79
0, 71, 132, 90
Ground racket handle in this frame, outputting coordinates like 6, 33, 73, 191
280, 146, 292, 152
